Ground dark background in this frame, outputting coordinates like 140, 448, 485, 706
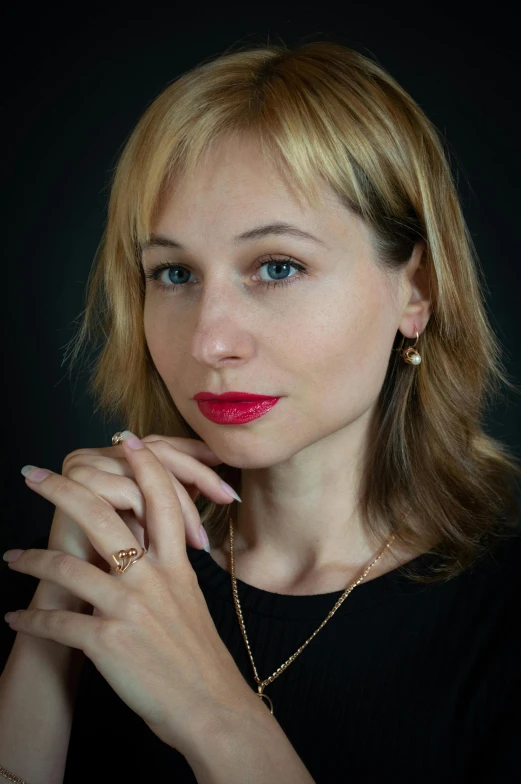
2, 4, 520, 553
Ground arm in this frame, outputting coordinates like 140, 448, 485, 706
0, 580, 89, 784
183, 702, 316, 784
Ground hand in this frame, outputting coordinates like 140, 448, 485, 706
41, 436, 236, 611
53, 433, 235, 555
4, 433, 254, 753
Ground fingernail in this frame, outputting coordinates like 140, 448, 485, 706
220, 481, 242, 503
3, 549, 24, 563
4, 612, 19, 624
120, 431, 144, 450
21, 465, 51, 482
199, 525, 211, 553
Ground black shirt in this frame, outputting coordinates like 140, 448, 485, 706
1, 523, 520, 783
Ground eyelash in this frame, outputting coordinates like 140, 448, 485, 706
143, 255, 309, 293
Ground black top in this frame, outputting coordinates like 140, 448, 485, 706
1, 523, 520, 783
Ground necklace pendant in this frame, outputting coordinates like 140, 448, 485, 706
257, 684, 274, 715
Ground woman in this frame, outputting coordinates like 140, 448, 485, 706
1, 40, 520, 783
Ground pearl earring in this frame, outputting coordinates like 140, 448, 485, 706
396, 325, 422, 365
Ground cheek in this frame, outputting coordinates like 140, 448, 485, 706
143, 303, 184, 379
296, 283, 396, 417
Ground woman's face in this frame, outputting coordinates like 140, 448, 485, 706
142, 135, 420, 468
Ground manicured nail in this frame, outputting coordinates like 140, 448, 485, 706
220, 481, 242, 503
120, 430, 144, 450
3, 549, 24, 563
199, 525, 211, 553
21, 465, 51, 482
4, 612, 20, 624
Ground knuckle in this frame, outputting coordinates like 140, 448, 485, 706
90, 505, 117, 532
98, 619, 127, 650
154, 493, 181, 515
61, 452, 76, 473
143, 440, 166, 460
61, 449, 86, 473
142, 436, 190, 458
66, 464, 96, 483
86, 617, 107, 655
18, 547, 34, 563
114, 475, 142, 504
122, 590, 149, 620
18, 548, 42, 568
49, 475, 70, 496
43, 609, 69, 634
52, 551, 78, 578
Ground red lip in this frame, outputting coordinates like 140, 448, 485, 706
195, 397, 280, 424
193, 391, 278, 402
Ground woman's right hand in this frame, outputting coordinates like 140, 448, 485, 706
0, 436, 231, 783
36, 435, 237, 611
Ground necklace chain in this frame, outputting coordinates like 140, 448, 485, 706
229, 515, 396, 715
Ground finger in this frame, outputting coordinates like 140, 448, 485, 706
64, 453, 135, 478
141, 434, 223, 466
138, 439, 241, 505
120, 433, 187, 563
65, 445, 238, 510
118, 510, 146, 552
61, 437, 240, 552
63, 436, 223, 473
5, 605, 102, 655
64, 441, 236, 507
66, 463, 148, 523
65, 463, 214, 551
21, 467, 145, 576
6, 548, 127, 616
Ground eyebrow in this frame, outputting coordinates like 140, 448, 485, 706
140, 221, 327, 252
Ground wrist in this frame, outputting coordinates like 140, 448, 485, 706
183, 698, 314, 784
183, 686, 274, 758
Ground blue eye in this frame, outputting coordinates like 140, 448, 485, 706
143, 255, 309, 293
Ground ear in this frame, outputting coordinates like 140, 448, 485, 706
398, 241, 432, 338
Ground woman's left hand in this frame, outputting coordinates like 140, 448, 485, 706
4, 432, 255, 753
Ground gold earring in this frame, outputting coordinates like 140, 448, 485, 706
396, 325, 422, 365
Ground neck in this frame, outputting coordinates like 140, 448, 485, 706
210, 505, 413, 597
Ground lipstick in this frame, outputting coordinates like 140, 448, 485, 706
193, 391, 281, 424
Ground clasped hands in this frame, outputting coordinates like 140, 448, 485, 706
3, 431, 257, 754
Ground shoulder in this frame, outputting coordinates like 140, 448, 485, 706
452, 523, 521, 641
457, 522, 521, 609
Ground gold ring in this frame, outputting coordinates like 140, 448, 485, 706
109, 546, 148, 574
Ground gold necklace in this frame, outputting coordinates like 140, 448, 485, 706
229, 514, 396, 716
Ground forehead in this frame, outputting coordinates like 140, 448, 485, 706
152, 135, 353, 242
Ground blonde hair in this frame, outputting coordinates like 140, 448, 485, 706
65, 39, 521, 583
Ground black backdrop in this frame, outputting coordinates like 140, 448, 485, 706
2, 4, 520, 552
